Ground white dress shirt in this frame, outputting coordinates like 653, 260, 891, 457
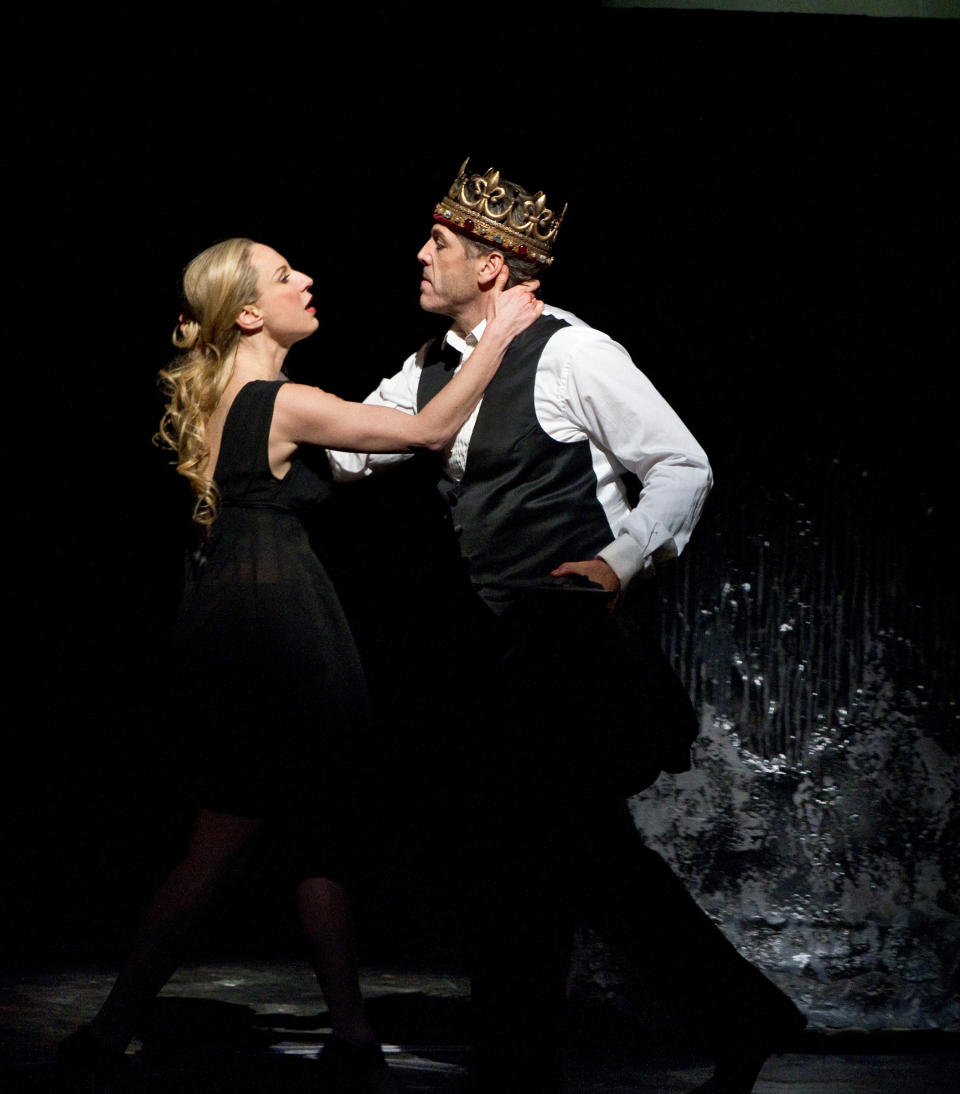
327, 305, 712, 588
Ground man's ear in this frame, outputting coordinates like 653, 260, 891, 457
236, 304, 263, 333
477, 249, 505, 289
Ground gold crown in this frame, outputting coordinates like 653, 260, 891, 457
433, 158, 566, 267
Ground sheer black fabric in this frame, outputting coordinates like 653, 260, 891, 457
175, 381, 372, 879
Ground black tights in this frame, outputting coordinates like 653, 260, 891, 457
86, 807, 374, 1052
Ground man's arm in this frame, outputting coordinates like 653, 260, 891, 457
542, 324, 713, 594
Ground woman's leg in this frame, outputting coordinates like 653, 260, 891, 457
298, 877, 402, 1093
296, 876, 374, 1046
86, 808, 261, 1051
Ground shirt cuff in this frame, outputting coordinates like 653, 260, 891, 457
597, 534, 654, 588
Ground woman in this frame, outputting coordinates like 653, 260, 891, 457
59, 238, 542, 1091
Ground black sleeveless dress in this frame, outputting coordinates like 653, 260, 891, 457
175, 381, 371, 869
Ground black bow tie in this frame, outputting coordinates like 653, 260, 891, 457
439, 339, 462, 371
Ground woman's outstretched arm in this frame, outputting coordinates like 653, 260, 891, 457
271, 271, 542, 454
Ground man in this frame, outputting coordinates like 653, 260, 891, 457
328, 160, 804, 1094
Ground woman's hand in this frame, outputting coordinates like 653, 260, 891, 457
485, 266, 543, 338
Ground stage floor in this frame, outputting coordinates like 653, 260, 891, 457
2, 958, 957, 1092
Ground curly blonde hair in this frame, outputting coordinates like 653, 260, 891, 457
156, 238, 259, 526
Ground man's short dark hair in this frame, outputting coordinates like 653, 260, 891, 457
459, 234, 545, 289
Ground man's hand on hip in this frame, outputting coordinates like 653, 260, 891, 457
550, 559, 621, 610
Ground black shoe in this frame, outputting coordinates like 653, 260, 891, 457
691, 1007, 807, 1094
686, 1055, 766, 1094
471, 1060, 562, 1094
687, 1081, 749, 1094
319, 1036, 401, 1093
58, 1027, 127, 1073
58, 1026, 132, 1090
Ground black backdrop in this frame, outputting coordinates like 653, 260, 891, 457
7, 8, 956, 960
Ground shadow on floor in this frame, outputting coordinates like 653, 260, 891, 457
3, 965, 959, 1093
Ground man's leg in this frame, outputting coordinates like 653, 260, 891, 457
573, 800, 806, 1090
464, 600, 589, 1092
467, 788, 577, 1093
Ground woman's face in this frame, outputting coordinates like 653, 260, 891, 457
248, 243, 318, 346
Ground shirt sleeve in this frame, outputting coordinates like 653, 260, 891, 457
549, 326, 713, 586
325, 352, 421, 481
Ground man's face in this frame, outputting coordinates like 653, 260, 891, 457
417, 223, 482, 319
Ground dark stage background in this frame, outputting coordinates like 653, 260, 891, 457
7, 8, 958, 1030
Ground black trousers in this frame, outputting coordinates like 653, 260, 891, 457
468, 798, 802, 1088
438, 586, 803, 1089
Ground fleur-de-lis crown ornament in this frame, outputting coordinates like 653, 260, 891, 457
433, 158, 567, 267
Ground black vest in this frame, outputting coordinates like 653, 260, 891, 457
418, 315, 614, 612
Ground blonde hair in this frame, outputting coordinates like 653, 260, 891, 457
156, 238, 259, 527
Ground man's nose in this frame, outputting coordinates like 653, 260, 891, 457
417, 241, 431, 264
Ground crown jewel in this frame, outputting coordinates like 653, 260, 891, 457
433, 158, 566, 267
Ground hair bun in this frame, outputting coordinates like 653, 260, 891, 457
173, 316, 201, 350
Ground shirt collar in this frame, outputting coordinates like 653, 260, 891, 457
442, 318, 486, 357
